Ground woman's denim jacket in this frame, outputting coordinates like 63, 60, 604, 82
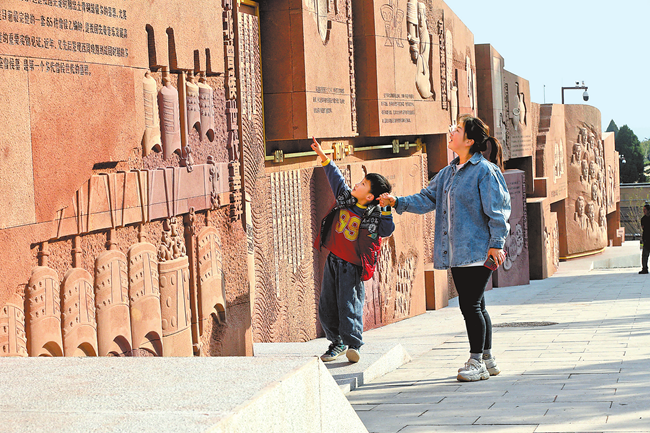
394, 152, 511, 270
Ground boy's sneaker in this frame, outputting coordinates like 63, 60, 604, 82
483, 356, 501, 376
346, 347, 361, 363
321, 343, 346, 362
456, 359, 490, 382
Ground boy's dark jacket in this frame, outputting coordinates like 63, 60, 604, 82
314, 183, 385, 282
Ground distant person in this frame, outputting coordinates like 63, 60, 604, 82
379, 114, 511, 382
311, 138, 395, 363
640, 204, 650, 274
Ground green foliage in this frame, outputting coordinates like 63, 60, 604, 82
617, 125, 646, 183
606, 119, 619, 138
641, 139, 650, 162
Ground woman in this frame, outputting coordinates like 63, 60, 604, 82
380, 114, 511, 382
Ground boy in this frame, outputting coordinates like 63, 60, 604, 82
311, 138, 395, 363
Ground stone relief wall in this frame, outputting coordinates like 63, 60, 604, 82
0, 0, 625, 358
492, 170, 529, 287
562, 105, 608, 257
0, 0, 255, 357
252, 167, 319, 343
571, 125, 607, 233
364, 236, 418, 330
353, 0, 476, 136
502, 71, 533, 160
407, 0, 434, 99
353, 158, 427, 331
545, 216, 560, 274
4, 194, 245, 358
0, 304, 28, 357
260, 0, 357, 141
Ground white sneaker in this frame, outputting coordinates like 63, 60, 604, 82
483, 356, 500, 376
457, 359, 490, 382
346, 347, 360, 363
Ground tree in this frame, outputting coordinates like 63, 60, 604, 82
606, 119, 619, 138
641, 138, 650, 162
617, 125, 646, 183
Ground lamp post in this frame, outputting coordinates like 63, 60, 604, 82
561, 81, 589, 104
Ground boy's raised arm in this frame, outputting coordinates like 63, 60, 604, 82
312, 137, 349, 198
311, 137, 328, 164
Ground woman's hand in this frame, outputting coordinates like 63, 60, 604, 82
379, 193, 396, 207
487, 248, 506, 267
311, 137, 327, 163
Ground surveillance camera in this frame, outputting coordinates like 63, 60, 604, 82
582, 90, 589, 102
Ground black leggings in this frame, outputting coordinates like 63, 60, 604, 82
451, 266, 493, 354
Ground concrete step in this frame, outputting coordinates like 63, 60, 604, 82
0, 357, 367, 433
255, 339, 411, 393
591, 253, 640, 269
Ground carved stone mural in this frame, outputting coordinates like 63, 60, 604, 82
261, 0, 357, 141
0, 0, 625, 366
142, 71, 162, 156
158, 219, 193, 356
197, 226, 226, 332
198, 74, 216, 142
554, 139, 565, 183
310, 0, 331, 44
95, 248, 132, 356
158, 74, 182, 160
493, 170, 529, 287
0, 0, 259, 359
502, 72, 533, 160
407, 0, 433, 99
27, 267, 63, 357
186, 73, 201, 134
271, 170, 305, 283
562, 106, 608, 257
61, 268, 98, 357
475, 45, 506, 147
0, 304, 28, 357
380, 0, 405, 47
128, 242, 163, 356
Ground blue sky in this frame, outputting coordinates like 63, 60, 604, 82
444, 0, 650, 141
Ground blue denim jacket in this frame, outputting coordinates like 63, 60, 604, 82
394, 152, 511, 270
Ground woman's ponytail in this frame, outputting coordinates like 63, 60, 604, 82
484, 136, 504, 172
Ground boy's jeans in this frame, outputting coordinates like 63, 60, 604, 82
319, 253, 365, 349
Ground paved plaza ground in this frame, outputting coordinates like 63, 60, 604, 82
348, 241, 650, 432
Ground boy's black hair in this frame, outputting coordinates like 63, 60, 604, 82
365, 173, 392, 205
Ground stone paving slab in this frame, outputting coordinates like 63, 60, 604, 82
348, 242, 650, 432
